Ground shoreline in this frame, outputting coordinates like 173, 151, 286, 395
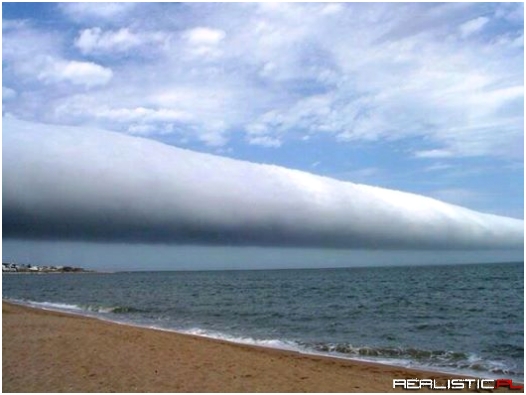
2, 301, 521, 392
3, 298, 515, 382
2, 298, 488, 380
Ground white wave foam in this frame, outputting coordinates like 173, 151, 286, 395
179, 327, 301, 352
169, 326, 520, 381
5, 298, 521, 381
25, 300, 84, 311
6, 298, 125, 315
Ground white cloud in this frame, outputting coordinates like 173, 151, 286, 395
459, 17, 489, 37
414, 149, 454, 159
4, 118, 523, 250
247, 136, 282, 148
199, 131, 228, 147
183, 27, 226, 46
3, 3, 523, 160
38, 59, 113, 88
127, 124, 157, 136
423, 163, 454, 172
2, 86, 17, 101
182, 27, 226, 59
321, 3, 344, 16
3, 21, 60, 73
511, 34, 524, 48
51, 88, 233, 145
246, 95, 335, 139
494, 3, 524, 23
95, 106, 190, 123
2, 21, 112, 89
75, 27, 170, 55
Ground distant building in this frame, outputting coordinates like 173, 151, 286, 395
2, 262, 89, 273
2, 263, 18, 272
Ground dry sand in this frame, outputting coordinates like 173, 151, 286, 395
2, 301, 519, 392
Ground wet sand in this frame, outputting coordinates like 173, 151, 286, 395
2, 301, 518, 392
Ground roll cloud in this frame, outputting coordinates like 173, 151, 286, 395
3, 117, 523, 250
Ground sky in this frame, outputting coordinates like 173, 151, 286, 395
2, 2, 524, 270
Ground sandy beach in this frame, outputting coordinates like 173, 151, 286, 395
2, 301, 520, 393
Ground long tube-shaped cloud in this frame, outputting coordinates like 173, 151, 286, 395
3, 117, 523, 250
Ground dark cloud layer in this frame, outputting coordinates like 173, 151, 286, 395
3, 117, 523, 250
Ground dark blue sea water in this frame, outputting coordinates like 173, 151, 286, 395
3, 262, 523, 381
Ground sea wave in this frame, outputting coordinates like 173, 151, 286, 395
4, 297, 522, 381
178, 327, 301, 352
156, 326, 523, 380
297, 341, 523, 379
6, 298, 141, 315
306, 342, 469, 361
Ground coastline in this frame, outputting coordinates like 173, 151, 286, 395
2, 301, 519, 392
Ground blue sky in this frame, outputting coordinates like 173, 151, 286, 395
2, 3, 524, 270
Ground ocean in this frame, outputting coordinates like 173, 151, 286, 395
3, 261, 523, 381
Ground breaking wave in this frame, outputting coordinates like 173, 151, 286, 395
297, 341, 523, 379
7, 298, 142, 315
153, 326, 523, 380
3, 264, 524, 381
